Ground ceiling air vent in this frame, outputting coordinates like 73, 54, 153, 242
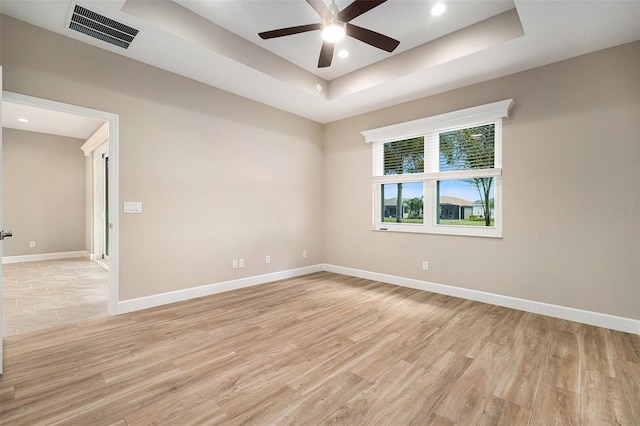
67, 4, 139, 49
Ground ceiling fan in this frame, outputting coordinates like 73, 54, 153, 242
258, 0, 400, 68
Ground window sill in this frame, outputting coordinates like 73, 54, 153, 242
374, 225, 502, 239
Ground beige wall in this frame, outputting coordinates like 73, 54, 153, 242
2, 128, 86, 256
324, 41, 640, 320
1, 16, 324, 300
2, 15, 638, 321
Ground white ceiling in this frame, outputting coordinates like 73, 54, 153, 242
2, 100, 106, 140
1, 0, 639, 125
175, 0, 517, 81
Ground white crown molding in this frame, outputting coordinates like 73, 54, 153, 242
361, 99, 514, 144
81, 121, 108, 156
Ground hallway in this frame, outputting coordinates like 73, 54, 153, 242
2, 258, 108, 336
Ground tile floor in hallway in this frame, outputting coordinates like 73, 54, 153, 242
2, 258, 108, 336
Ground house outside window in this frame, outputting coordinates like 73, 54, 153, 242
362, 99, 513, 238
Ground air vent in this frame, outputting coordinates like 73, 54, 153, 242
67, 4, 139, 49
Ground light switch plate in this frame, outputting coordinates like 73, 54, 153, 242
124, 201, 143, 214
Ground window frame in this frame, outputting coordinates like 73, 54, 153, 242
363, 99, 514, 238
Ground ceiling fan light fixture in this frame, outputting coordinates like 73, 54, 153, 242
321, 19, 346, 43
258, 0, 399, 68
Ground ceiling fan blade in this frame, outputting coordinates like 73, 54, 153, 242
346, 23, 399, 52
318, 41, 335, 68
305, 0, 332, 20
339, 0, 387, 22
259, 23, 322, 39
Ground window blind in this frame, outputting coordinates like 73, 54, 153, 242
438, 123, 496, 171
374, 137, 425, 176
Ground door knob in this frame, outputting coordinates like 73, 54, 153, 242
0, 230, 13, 240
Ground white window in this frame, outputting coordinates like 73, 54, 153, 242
362, 99, 513, 238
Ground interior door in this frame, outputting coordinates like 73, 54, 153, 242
0, 71, 13, 374
0, 66, 4, 374
103, 153, 109, 262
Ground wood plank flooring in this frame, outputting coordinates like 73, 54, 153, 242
0, 272, 638, 425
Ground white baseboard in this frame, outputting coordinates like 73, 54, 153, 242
2, 250, 91, 264
323, 264, 640, 336
117, 264, 324, 315
112, 262, 639, 336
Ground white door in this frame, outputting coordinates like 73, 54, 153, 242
102, 151, 110, 263
0, 66, 5, 374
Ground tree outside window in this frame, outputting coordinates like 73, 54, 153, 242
439, 124, 495, 227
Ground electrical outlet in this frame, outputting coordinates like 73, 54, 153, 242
265, 255, 271, 264
302, 250, 307, 258
422, 261, 429, 271
239, 259, 245, 268
232, 260, 238, 269
29, 241, 36, 248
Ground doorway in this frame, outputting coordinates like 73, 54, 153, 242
1, 92, 119, 338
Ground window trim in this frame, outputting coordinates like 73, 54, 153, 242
363, 99, 513, 238
361, 99, 513, 144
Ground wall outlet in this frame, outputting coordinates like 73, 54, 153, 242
232, 259, 238, 269
422, 261, 429, 271
265, 255, 271, 264
239, 259, 245, 268
29, 241, 36, 248
302, 250, 307, 258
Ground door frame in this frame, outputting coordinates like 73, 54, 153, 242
94, 141, 110, 266
1, 67, 4, 373
2, 91, 120, 316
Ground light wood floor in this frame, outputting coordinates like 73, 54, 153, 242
0, 272, 638, 425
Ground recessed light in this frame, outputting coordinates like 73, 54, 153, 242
18, 118, 30, 123
338, 49, 349, 58
431, 2, 446, 16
